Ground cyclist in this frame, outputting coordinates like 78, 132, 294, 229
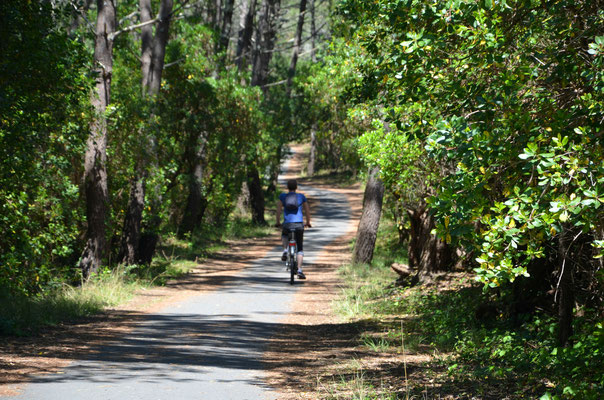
275, 179, 312, 279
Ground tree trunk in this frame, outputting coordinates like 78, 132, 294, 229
218, 0, 235, 53
247, 164, 266, 225
308, 125, 317, 176
118, 177, 144, 264
353, 166, 385, 264
242, 0, 280, 223
140, 0, 153, 91
310, 0, 317, 62
236, 0, 257, 72
119, 0, 173, 265
79, 0, 116, 279
286, 0, 307, 89
557, 230, 574, 346
148, 0, 173, 95
251, 0, 280, 88
406, 206, 452, 279
179, 132, 210, 235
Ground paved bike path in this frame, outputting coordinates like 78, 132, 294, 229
15, 182, 351, 399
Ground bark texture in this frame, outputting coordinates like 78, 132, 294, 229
406, 206, 452, 279
557, 230, 575, 346
148, 0, 173, 95
353, 167, 385, 264
140, 0, 153, 91
79, 0, 116, 278
118, 177, 145, 264
251, 0, 280, 88
310, 0, 317, 62
179, 132, 210, 235
236, 0, 257, 71
286, 0, 308, 89
218, 0, 235, 52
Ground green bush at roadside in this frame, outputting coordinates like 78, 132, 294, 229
337, 216, 603, 399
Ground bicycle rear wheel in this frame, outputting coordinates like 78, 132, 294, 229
290, 256, 296, 285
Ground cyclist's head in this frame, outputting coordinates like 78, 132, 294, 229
287, 179, 297, 191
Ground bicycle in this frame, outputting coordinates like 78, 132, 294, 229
284, 227, 299, 285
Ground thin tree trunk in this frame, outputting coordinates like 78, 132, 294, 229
118, 177, 144, 264
148, 0, 173, 95
310, 0, 317, 62
244, 0, 281, 224
179, 132, 210, 235
138, 0, 174, 263
119, 0, 153, 265
307, 125, 317, 176
79, 0, 116, 279
353, 166, 385, 264
236, 0, 257, 71
218, 0, 235, 53
119, 0, 173, 265
251, 0, 280, 88
557, 230, 574, 346
140, 0, 153, 91
286, 0, 307, 89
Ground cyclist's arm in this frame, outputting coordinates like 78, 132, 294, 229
275, 200, 283, 226
303, 201, 312, 227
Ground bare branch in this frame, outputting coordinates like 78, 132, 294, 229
262, 79, 288, 88
109, 17, 159, 41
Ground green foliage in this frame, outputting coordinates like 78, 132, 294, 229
290, 39, 367, 172
339, 0, 604, 308
337, 209, 603, 398
0, 0, 91, 295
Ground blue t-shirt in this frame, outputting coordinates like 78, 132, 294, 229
279, 192, 307, 224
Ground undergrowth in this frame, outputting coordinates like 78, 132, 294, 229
334, 216, 604, 399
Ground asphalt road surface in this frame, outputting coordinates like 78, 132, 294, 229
15, 162, 351, 399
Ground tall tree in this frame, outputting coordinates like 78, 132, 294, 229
79, 0, 116, 278
353, 166, 384, 264
245, 0, 281, 225
310, 0, 317, 62
235, 0, 257, 71
286, 0, 307, 89
119, 0, 174, 265
251, 0, 280, 87
218, 0, 235, 53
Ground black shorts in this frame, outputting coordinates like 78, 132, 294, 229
282, 222, 304, 252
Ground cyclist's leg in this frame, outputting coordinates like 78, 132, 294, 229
281, 225, 289, 260
295, 227, 304, 272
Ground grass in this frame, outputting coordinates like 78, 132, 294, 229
332, 214, 604, 399
1, 210, 276, 336
0, 266, 143, 336
318, 360, 400, 400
